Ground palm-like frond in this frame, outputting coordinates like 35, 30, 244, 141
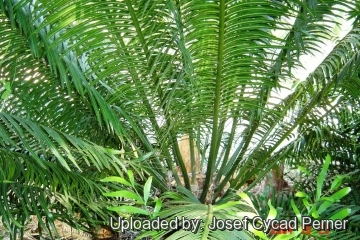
1, 9, 133, 237
137, 189, 256, 240
1, 0, 360, 238
244, 23, 359, 171
269, 26, 360, 194
0, 148, 116, 238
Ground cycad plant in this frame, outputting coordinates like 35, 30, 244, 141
1, 0, 360, 239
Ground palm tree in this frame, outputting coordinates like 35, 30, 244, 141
1, 0, 359, 239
